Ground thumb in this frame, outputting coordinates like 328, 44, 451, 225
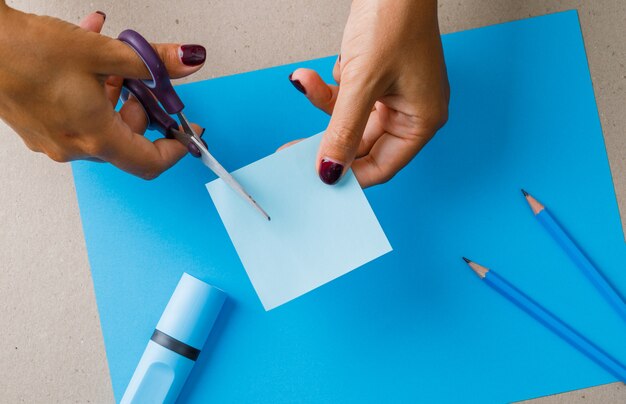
88, 38, 206, 80
317, 76, 377, 185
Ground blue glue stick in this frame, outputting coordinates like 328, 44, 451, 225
121, 273, 226, 404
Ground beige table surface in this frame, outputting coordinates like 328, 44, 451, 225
0, 1, 624, 402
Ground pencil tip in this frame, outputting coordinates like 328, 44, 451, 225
521, 189, 544, 214
465, 259, 489, 278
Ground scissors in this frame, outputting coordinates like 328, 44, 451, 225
117, 29, 270, 221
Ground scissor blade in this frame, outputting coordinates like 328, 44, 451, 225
177, 111, 200, 140
189, 137, 271, 221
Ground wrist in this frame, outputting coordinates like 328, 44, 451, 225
352, 0, 439, 34
0, 3, 8, 23
0, 4, 8, 40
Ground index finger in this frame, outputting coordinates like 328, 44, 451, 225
352, 133, 427, 188
96, 113, 193, 180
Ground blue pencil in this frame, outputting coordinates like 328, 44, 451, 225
463, 258, 626, 382
522, 190, 626, 324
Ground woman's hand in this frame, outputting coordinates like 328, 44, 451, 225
0, 5, 205, 179
287, 0, 449, 187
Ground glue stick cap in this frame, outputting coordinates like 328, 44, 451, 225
155, 273, 226, 350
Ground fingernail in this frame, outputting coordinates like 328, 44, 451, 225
289, 73, 306, 95
180, 45, 206, 66
96, 11, 106, 21
338, 53, 341, 63
188, 142, 201, 158
319, 158, 344, 185
198, 128, 208, 148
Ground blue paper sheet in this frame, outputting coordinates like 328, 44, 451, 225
206, 133, 392, 310
72, 11, 626, 403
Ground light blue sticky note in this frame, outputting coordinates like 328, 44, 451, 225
72, 10, 626, 403
206, 134, 392, 310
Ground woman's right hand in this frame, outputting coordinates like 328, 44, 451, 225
287, 0, 449, 188
0, 5, 205, 179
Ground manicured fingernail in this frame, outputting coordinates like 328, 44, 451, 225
96, 11, 106, 21
188, 142, 201, 158
289, 73, 306, 95
180, 45, 206, 66
338, 54, 341, 63
319, 158, 344, 185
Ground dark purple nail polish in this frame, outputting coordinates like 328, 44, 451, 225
338, 53, 341, 63
199, 129, 208, 148
188, 142, 201, 158
289, 73, 306, 95
96, 11, 106, 21
180, 45, 206, 66
319, 158, 344, 185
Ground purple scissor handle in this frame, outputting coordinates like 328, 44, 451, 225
116, 30, 270, 220
117, 29, 204, 157
118, 29, 183, 113
121, 79, 177, 135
